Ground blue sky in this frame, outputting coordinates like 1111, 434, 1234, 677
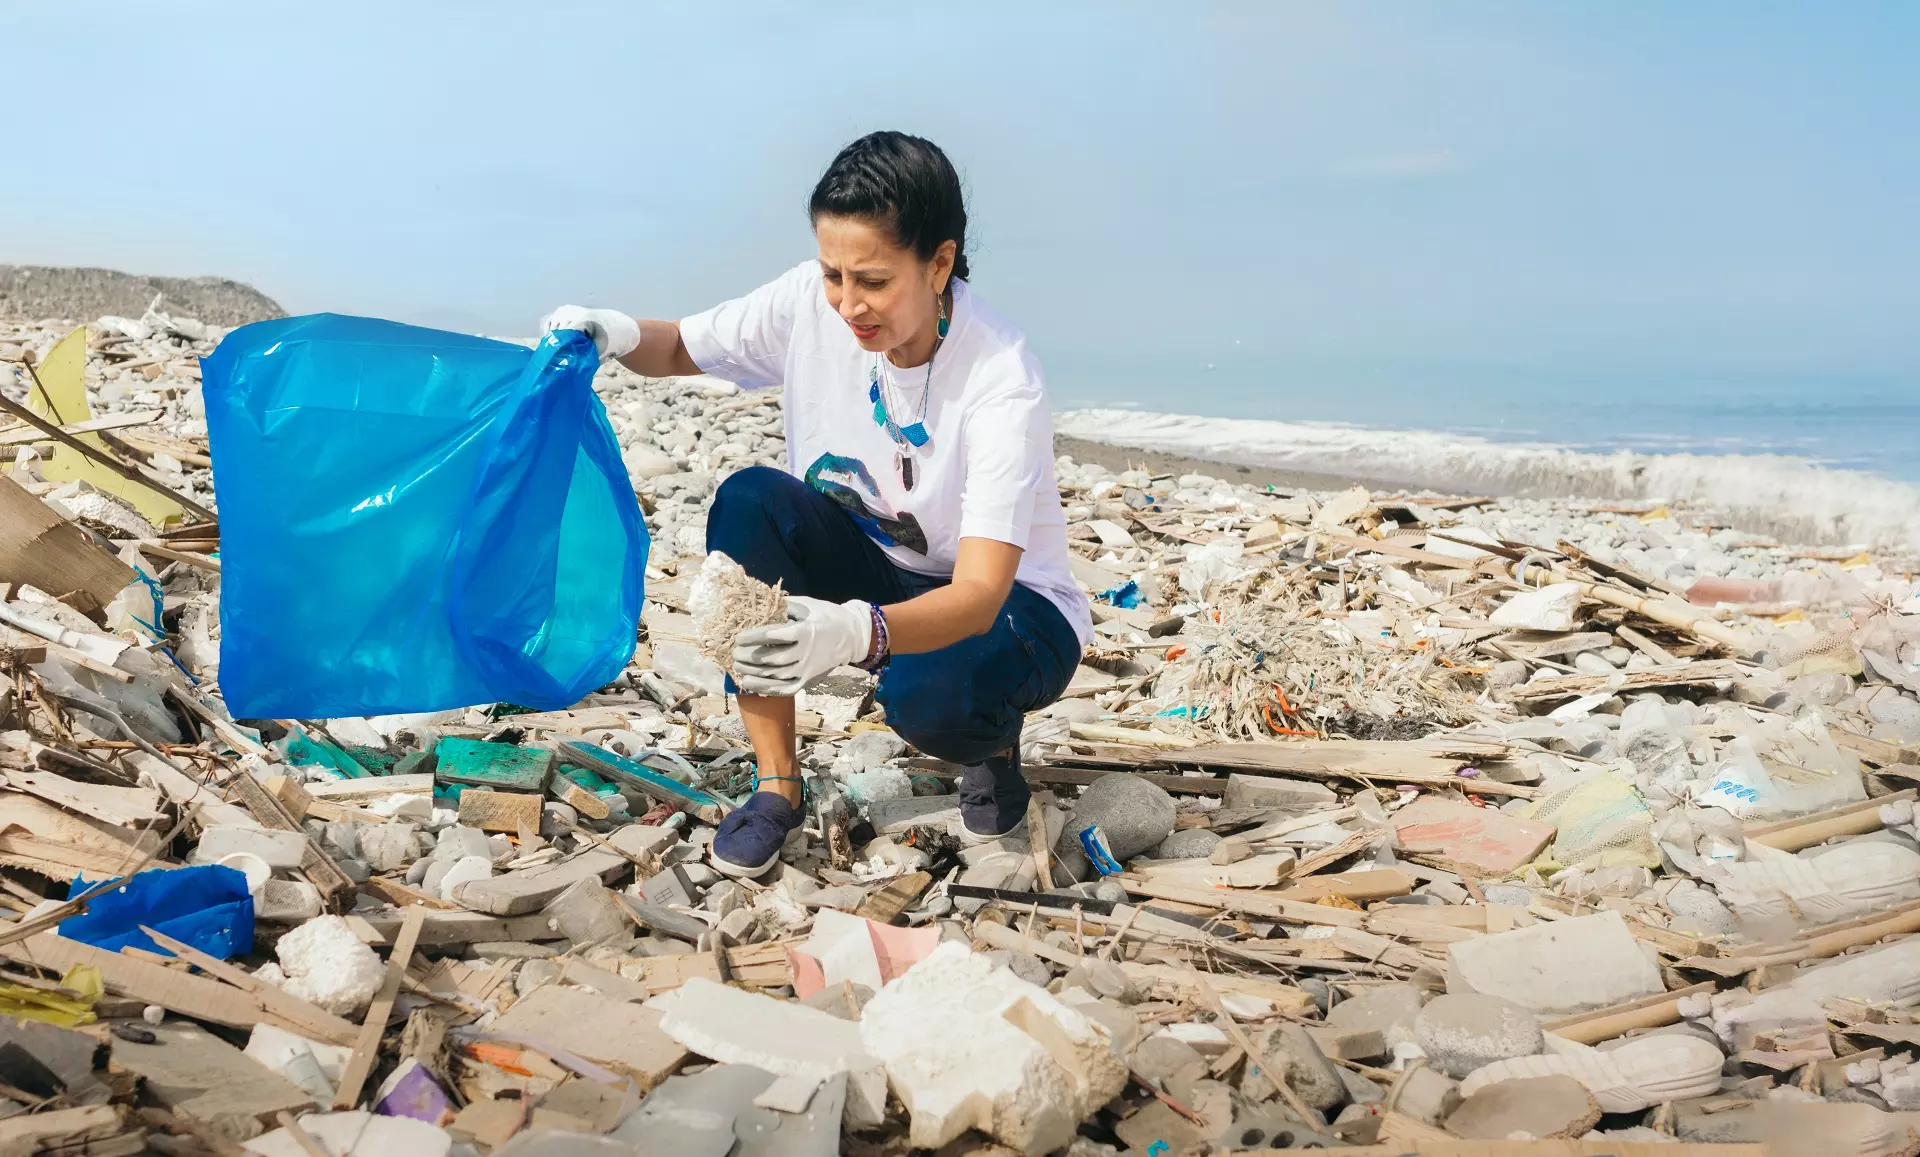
4, 2, 1915, 421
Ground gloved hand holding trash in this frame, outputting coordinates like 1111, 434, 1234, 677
731, 596, 876, 695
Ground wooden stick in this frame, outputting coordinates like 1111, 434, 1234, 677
1117, 877, 1366, 928
1026, 796, 1055, 891
1542, 981, 1717, 1045
275, 1112, 330, 1157
334, 905, 426, 1109
0, 375, 216, 524
1615, 624, 1681, 666
0, 409, 161, 447
137, 540, 220, 573
1744, 789, 1914, 852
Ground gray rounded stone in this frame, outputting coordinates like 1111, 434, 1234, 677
1415, 993, 1545, 1079
1152, 829, 1222, 860
1056, 774, 1178, 864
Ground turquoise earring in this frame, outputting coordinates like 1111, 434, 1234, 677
936, 289, 950, 339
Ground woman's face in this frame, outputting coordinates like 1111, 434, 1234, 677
815, 214, 954, 358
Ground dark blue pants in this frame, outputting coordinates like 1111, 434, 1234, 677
706, 466, 1080, 764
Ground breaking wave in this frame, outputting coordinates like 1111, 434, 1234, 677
1056, 408, 1920, 550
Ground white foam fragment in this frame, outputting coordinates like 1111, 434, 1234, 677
858, 941, 1128, 1155
270, 915, 385, 1016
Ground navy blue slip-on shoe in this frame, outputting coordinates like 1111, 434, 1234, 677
959, 750, 1031, 844
710, 791, 805, 878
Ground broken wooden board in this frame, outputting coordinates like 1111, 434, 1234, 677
125, 751, 258, 829
725, 938, 799, 989
1275, 868, 1416, 903
5, 769, 163, 826
457, 787, 543, 833
554, 739, 726, 824
303, 773, 434, 802
853, 871, 931, 923
1116, 877, 1364, 927
1079, 737, 1535, 799
617, 952, 727, 998
222, 765, 355, 901
1390, 796, 1555, 877
1503, 659, 1750, 703
140, 924, 360, 1046
490, 984, 689, 1088
1128, 851, 1297, 890
335, 905, 425, 1109
110, 1020, 313, 1139
360, 909, 562, 948
1492, 631, 1615, 661
0, 790, 167, 877
0, 931, 308, 1036
0, 472, 134, 609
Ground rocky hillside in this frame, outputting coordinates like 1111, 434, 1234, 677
0, 264, 284, 327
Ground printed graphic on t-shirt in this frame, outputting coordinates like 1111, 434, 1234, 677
803, 452, 928, 554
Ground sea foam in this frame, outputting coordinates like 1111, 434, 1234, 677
1057, 408, 1920, 550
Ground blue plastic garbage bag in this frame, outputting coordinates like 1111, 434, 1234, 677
201, 315, 648, 718
59, 865, 254, 960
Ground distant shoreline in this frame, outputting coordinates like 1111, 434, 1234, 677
1053, 433, 1429, 496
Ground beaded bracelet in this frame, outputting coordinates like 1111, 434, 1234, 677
857, 602, 891, 670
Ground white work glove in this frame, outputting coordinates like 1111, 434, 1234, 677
539, 305, 641, 361
732, 596, 874, 696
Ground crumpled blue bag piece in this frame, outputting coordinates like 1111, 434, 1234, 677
201, 315, 648, 718
59, 865, 254, 960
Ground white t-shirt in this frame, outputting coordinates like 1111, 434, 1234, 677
681, 261, 1092, 647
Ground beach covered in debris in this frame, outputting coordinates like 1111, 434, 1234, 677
4, 300, 1920, 1156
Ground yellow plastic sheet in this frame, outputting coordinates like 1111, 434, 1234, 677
25, 327, 183, 526
0, 964, 102, 1027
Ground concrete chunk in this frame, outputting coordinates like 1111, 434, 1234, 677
1325, 982, 1426, 1052
191, 825, 309, 870
655, 977, 881, 1127
1223, 774, 1338, 811
541, 878, 631, 946
857, 941, 1128, 1155
1446, 1074, 1599, 1140
1445, 910, 1662, 1016
492, 985, 688, 1088
454, 826, 668, 916
112, 1021, 312, 1143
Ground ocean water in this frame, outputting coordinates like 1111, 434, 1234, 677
1055, 386, 1920, 549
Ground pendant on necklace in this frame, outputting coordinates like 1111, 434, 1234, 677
896, 452, 915, 492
